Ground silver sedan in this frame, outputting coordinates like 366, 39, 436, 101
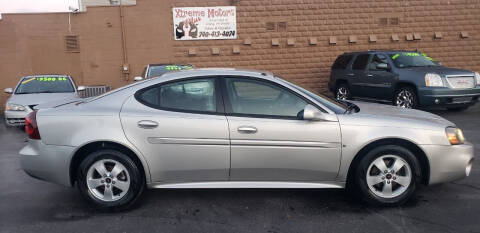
19, 69, 474, 211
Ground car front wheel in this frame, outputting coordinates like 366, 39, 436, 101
77, 149, 145, 211
353, 145, 419, 206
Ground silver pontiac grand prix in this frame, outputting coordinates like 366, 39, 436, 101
20, 69, 474, 210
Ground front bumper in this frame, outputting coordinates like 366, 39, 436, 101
19, 139, 75, 187
4, 110, 31, 126
421, 142, 474, 185
417, 87, 480, 107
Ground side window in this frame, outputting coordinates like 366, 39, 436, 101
352, 54, 370, 70
332, 54, 353, 70
369, 54, 388, 70
137, 78, 216, 112
225, 78, 307, 118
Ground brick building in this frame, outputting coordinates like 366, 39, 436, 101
1, 0, 479, 110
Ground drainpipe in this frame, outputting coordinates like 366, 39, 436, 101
119, 0, 129, 81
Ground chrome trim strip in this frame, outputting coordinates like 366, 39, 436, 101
147, 137, 229, 145
148, 181, 345, 189
231, 139, 340, 148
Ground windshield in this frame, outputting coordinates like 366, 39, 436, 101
15, 76, 75, 94
276, 77, 348, 114
389, 52, 439, 68
147, 64, 193, 77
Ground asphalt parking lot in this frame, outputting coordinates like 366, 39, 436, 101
0, 104, 479, 233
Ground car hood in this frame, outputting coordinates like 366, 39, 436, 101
6, 93, 79, 108
403, 66, 474, 76
345, 101, 454, 128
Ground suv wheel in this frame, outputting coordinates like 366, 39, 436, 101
77, 149, 145, 211
353, 145, 419, 206
394, 87, 417, 109
335, 84, 351, 101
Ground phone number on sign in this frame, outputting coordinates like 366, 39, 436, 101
199, 30, 236, 38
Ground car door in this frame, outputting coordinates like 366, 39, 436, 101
350, 53, 371, 97
364, 54, 397, 99
120, 77, 230, 183
222, 77, 342, 181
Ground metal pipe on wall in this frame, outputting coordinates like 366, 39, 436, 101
119, 0, 129, 81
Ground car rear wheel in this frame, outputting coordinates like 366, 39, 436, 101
394, 87, 417, 109
77, 149, 144, 211
335, 84, 351, 101
353, 145, 419, 206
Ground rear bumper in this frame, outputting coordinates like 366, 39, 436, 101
421, 142, 474, 185
4, 110, 30, 126
19, 139, 75, 187
417, 87, 480, 107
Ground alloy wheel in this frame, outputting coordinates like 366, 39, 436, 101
395, 90, 414, 108
366, 155, 412, 199
336, 86, 349, 101
86, 159, 131, 202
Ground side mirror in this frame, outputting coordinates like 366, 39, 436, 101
376, 63, 390, 70
134, 76, 143, 82
77, 86, 86, 91
4, 88, 13, 94
303, 104, 330, 121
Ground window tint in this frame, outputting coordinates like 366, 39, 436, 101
226, 78, 307, 118
332, 54, 353, 70
138, 78, 216, 112
369, 54, 389, 70
352, 54, 370, 70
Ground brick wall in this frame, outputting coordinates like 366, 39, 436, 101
0, 0, 479, 111
172, 0, 480, 92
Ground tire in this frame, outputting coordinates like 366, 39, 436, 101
335, 83, 351, 101
352, 145, 420, 206
394, 87, 417, 109
447, 106, 469, 112
77, 149, 145, 211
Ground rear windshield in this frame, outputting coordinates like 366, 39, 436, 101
147, 64, 193, 77
389, 52, 439, 68
15, 76, 75, 94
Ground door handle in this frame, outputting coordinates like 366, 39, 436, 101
347, 73, 355, 77
137, 120, 158, 129
237, 126, 257, 134
367, 74, 373, 77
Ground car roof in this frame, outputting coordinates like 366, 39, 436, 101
341, 50, 418, 55
151, 68, 275, 80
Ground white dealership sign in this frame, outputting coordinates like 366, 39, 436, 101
173, 6, 237, 40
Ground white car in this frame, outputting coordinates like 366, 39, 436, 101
4, 75, 84, 126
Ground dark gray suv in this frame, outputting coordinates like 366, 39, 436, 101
328, 51, 480, 110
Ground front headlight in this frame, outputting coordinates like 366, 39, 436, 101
425, 73, 444, 87
5, 103, 26, 111
475, 72, 480, 86
446, 127, 465, 145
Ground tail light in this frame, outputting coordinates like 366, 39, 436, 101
25, 111, 41, 140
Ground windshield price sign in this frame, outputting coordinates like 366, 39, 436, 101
173, 6, 237, 40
